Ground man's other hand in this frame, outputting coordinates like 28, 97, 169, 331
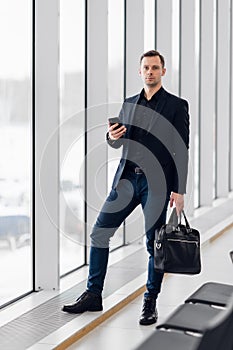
170, 192, 184, 216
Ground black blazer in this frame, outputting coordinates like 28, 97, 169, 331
107, 88, 190, 194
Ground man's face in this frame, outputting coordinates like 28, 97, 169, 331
139, 55, 166, 88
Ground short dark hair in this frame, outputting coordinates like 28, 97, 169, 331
140, 50, 165, 68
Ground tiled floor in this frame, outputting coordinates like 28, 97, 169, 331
67, 227, 233, 350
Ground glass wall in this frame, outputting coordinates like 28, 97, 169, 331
59, 0, 86, 275
0, 0, 232, 309
0, 0, 32, 306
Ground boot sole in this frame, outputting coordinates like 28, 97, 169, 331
62, 305, 103, 313
139, 317, 157, 326
87, 306, 103, 312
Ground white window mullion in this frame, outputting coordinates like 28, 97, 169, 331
35, 0, 60, 290
86, 0, 108, 259
230, 0, 233, 191
180, 0, 199, 215
216, 0, 231, 198
199, 0, 216, 207
125, 0, 144, 96
124, 0, 144, 244
156, 0, 180, 95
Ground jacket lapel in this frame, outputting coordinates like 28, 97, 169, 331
125, 94, 140, 135
128, 94, 140, 125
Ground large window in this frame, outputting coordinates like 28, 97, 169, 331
59, 0, 86, 275
0, 0, 32, 306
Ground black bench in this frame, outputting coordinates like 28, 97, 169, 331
185, 281, 233, 307
135, 283, 233, 350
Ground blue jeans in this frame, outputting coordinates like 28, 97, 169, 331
87, 167, 170, 299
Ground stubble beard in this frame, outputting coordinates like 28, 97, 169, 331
145, 79, 159, 88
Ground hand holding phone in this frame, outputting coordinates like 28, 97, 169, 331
108, 117, 126, 140
108, 117, 122, 129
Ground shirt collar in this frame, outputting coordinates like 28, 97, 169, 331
139, 86, 164, 102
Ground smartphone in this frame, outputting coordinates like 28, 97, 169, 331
108, 117, 122, 130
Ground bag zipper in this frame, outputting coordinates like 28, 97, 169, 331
167, 238, 199, 247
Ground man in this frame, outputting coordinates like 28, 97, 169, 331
62, 50, 190, 325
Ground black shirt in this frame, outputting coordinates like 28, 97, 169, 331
138, 86, 164, 111
126, 87, 164, 168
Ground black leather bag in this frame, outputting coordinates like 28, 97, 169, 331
154, 209, 201, 274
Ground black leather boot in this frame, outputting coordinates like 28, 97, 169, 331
139, 296, 158, 325
62, 290, 103, 314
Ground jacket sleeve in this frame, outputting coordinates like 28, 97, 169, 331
106, 103, 125, 149
172, 99, 190, 194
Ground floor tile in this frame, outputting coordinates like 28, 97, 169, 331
27, 343, 56, 350
67, 326, 155, 350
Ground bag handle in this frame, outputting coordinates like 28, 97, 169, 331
180, 210, 191, 229
168, 208, 191, 229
